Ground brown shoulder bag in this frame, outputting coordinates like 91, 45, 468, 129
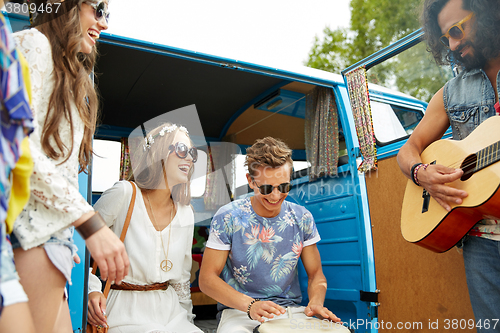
86, 181, 137, 333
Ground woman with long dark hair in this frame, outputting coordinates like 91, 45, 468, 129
11, 1, 129, 331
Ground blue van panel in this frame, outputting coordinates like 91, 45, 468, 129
283, 83, 379, 332
2, 13, 28, 33
68, 172, 91, 332
288, 166, 377, 330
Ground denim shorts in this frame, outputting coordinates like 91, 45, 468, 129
0, 222, 28, 306
10, 226, 76, 285
1, 223, 20, 283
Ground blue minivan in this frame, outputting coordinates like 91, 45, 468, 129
6, 11, 476, 333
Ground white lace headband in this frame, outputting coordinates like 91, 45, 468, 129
143, 124, 189, 151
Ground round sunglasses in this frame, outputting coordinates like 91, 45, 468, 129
169, 142, 198, 163
440, 12, 474, 48
252, 179, 292, 195
84, 1, 110, 23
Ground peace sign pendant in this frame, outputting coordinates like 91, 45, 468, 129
161, 259, 173, 272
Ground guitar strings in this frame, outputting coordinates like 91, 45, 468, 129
425, 150, 495, 170
455, 149, 499, 171
425, 148, 500, 177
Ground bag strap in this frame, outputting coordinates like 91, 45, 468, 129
91, 180, 137, 297
118, 181, 137, 242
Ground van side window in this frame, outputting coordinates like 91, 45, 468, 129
191, 150, 208, 197
91, 140, 208, 198
92, 140, 121, 193
291, 161, 309, 180
355, 41, 452, 149
371, 100, 424, 145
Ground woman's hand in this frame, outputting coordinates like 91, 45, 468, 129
87, 292, 108, 328
74, 211, 130, 284
85, 227, 130, 284
248, 300, 285, 323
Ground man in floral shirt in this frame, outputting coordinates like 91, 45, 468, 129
199, 137, 341, 332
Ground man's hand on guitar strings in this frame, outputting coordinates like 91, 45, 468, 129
417, 164, 468, 211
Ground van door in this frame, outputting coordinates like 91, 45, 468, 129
341, 29, 475, 332
285, 83, 379, 331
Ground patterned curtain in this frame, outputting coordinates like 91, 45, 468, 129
119, 137, 131, 180
203, 142, 237, 210
204, 147, 217, 209
305, 87, 339, 181
345, 67, 378, 172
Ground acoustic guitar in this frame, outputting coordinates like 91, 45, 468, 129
401, 116, 500, 253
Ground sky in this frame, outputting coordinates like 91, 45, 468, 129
106, 0, 352, 69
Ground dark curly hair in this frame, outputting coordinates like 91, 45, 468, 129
421, 0, 500, 66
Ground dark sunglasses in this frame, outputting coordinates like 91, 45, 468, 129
440, 12, 474, 48
252, 179, 292, 195
169, 142, 198, 163
85, 1, 110, 23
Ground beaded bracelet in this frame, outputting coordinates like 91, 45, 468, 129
413, 163, 429, 186
247, 299, 260, 320
410, 163, 422, 186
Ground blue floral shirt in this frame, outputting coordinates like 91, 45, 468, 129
206, 197, 320, 311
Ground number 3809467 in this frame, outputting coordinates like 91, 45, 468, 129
4, 2, 61, 15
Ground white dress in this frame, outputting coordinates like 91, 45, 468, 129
89, 181, 202, 333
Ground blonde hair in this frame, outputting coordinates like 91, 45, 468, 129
245, 137, 293, 177
129, 123, 193, 205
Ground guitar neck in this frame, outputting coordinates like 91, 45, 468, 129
476, 140, 500, 172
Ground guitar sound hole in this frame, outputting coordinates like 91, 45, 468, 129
460, 154, 477, 181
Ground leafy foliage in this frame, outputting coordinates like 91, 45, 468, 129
227, 277, 248, 293
261, 243, 277, 264
391, 43, 453, 102
246, 241, 265, 270
306, 0, 452, 102
259, 285, 283, 297
270, 252, 297, 282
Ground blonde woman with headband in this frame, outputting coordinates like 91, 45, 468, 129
10, 1, 129, 332
87, 123, 203, 333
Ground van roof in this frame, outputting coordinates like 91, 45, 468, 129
98, 32, 421, 138
97, 32, 347, 138
3, 12, 423, 140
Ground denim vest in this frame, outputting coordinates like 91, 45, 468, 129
444, 69, 500, 241
443, 68, 500, 140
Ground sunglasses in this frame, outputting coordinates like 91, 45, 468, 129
85, 1, 110, 23
440, 12, 474, 48
252, 179, 292, 195
169, 142, 198, 163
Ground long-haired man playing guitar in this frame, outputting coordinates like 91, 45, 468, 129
398, 0, 500, 331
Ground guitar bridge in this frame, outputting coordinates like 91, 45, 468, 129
421, 160, 436, 213
422, 189, 430, 213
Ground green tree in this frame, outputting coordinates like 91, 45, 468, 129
306, 0, 451, 102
